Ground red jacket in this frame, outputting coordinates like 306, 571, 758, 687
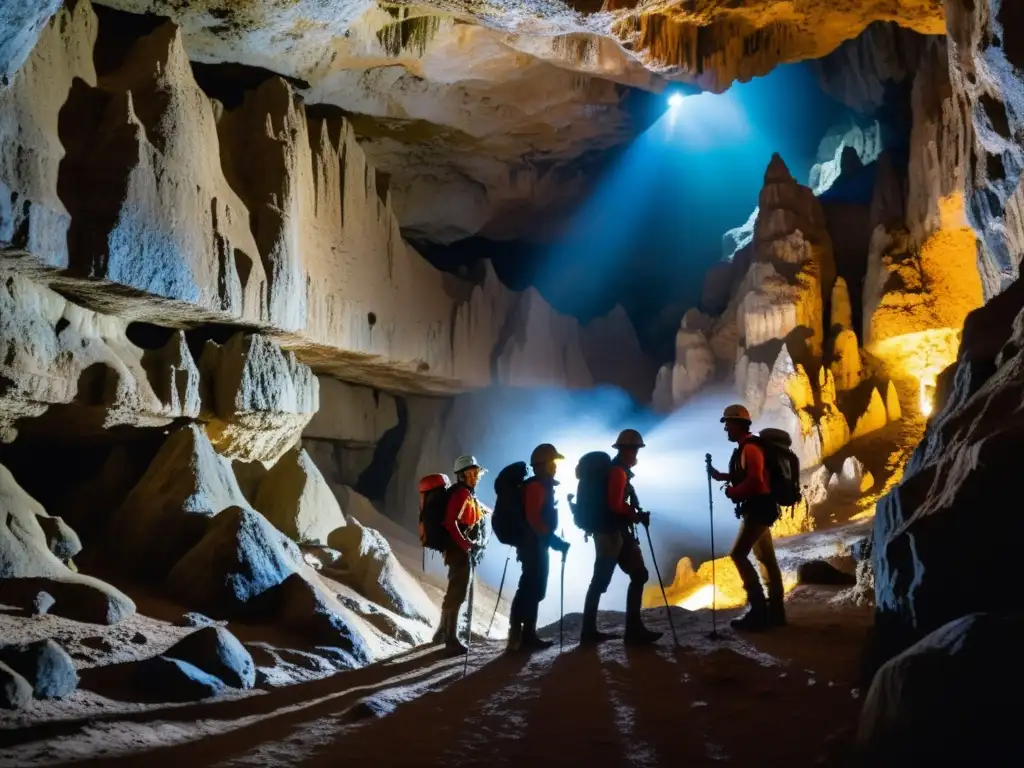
607, 466, 639, 523
726, 435, 771, 502
444, 485, 484, 553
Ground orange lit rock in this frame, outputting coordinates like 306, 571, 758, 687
865, 196, 984, 403
852, 387, 888, 439
885, 380, 902, 422
645, 554, 799, 611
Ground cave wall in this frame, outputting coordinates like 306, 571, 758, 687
0, 0, 652, 403
871, 0, 1024, 663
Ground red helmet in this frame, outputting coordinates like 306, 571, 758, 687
419, 473, 450, 493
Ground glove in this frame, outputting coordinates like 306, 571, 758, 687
635, 510, 651, 528
552, 536, 570, 555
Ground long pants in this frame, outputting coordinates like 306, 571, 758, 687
510, 538, 550, 630
585, 529, 649, 626
729, 518, 783, 607
442, 545, 471, 614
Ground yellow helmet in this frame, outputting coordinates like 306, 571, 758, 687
613, 428, 646, 449
720, 404, 752, 423
530, 443, 565, 466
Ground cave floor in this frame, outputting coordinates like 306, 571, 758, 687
0, 585, 871, 767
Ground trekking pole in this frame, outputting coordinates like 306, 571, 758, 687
464, 558, 475, 677
641, 516, 679, 646
559, 529, 566, 654
487, 547, 512, 637
705, 454, 719, 640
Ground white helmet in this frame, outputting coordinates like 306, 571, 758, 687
453, 454, 485, 475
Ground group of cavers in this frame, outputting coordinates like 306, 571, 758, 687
417, 404, 802, 658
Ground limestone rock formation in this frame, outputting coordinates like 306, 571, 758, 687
0, 661, 33, 710
742, 154, 835, 359
0, 462, 135, 625
946, 0, 1024, 296
0, 3, 649, 397
200, 333, 318, 465
326, 516, 435, 625
304, 377, 398, 446
651, 309, 715, 411
253, 446, 346, 546
809, 118, 883, 195
852, 386, 888, 439
111, 424, 252, 578
165, 505, 305, 616
0, 274, 201, 441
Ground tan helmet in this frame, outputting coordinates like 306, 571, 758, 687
613, 428, 646, 449
720, 404, 752, 423
530, 443, 565, 466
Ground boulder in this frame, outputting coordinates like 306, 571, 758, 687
110, 424, 251, 578
273, 573, 384, 666
165, 506, 303, 619
163, 626, 255, 690
0, 660, 33, 710
326, 514, 434, 625
199, 333, 318, 465
141, 656, 227, 702
796, 560, 856, 587
31, 591, 55, 615
253, 446, 345, 545
34, 514, 81, 561
175, 613, 224, 629
0, 639, 78, 699
0, 462, 135, 625
858, 612, 1024, 763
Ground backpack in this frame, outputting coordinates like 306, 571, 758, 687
572, 451, 613, 533
491, 462, 530, 546
419, 476, 453, 552
753, 428, 802, 506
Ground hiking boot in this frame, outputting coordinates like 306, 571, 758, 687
579, 628, 619, 646
730, 604, 770, 632
768, 598, 787, 628
521, 632, 554, 651
506, 624, 524, 653
445, 638, 468, 657
624, 626, 663, 646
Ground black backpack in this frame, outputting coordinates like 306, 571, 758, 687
572, 451, 613, 534
491, 462, 530, 546
753, 428, 802, 506
419, 483, 454, 552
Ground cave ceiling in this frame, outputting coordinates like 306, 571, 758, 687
95, 1, 946, 243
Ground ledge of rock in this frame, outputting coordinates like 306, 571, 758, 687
0, 2, 650, 398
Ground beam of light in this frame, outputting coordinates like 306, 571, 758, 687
667, 92, 684, 108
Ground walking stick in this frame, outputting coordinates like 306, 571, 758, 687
559, 531, 566, 654
464, 558, 475, 677
705, 454, 719, 639
487, 547, 512, 637
642, 518, 679, 646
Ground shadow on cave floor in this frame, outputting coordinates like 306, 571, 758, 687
1, 587, 867, 768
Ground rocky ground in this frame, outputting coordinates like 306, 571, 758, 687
0, 582, 870, 767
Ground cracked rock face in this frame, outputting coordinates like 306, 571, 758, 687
84, 0, 946, 241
